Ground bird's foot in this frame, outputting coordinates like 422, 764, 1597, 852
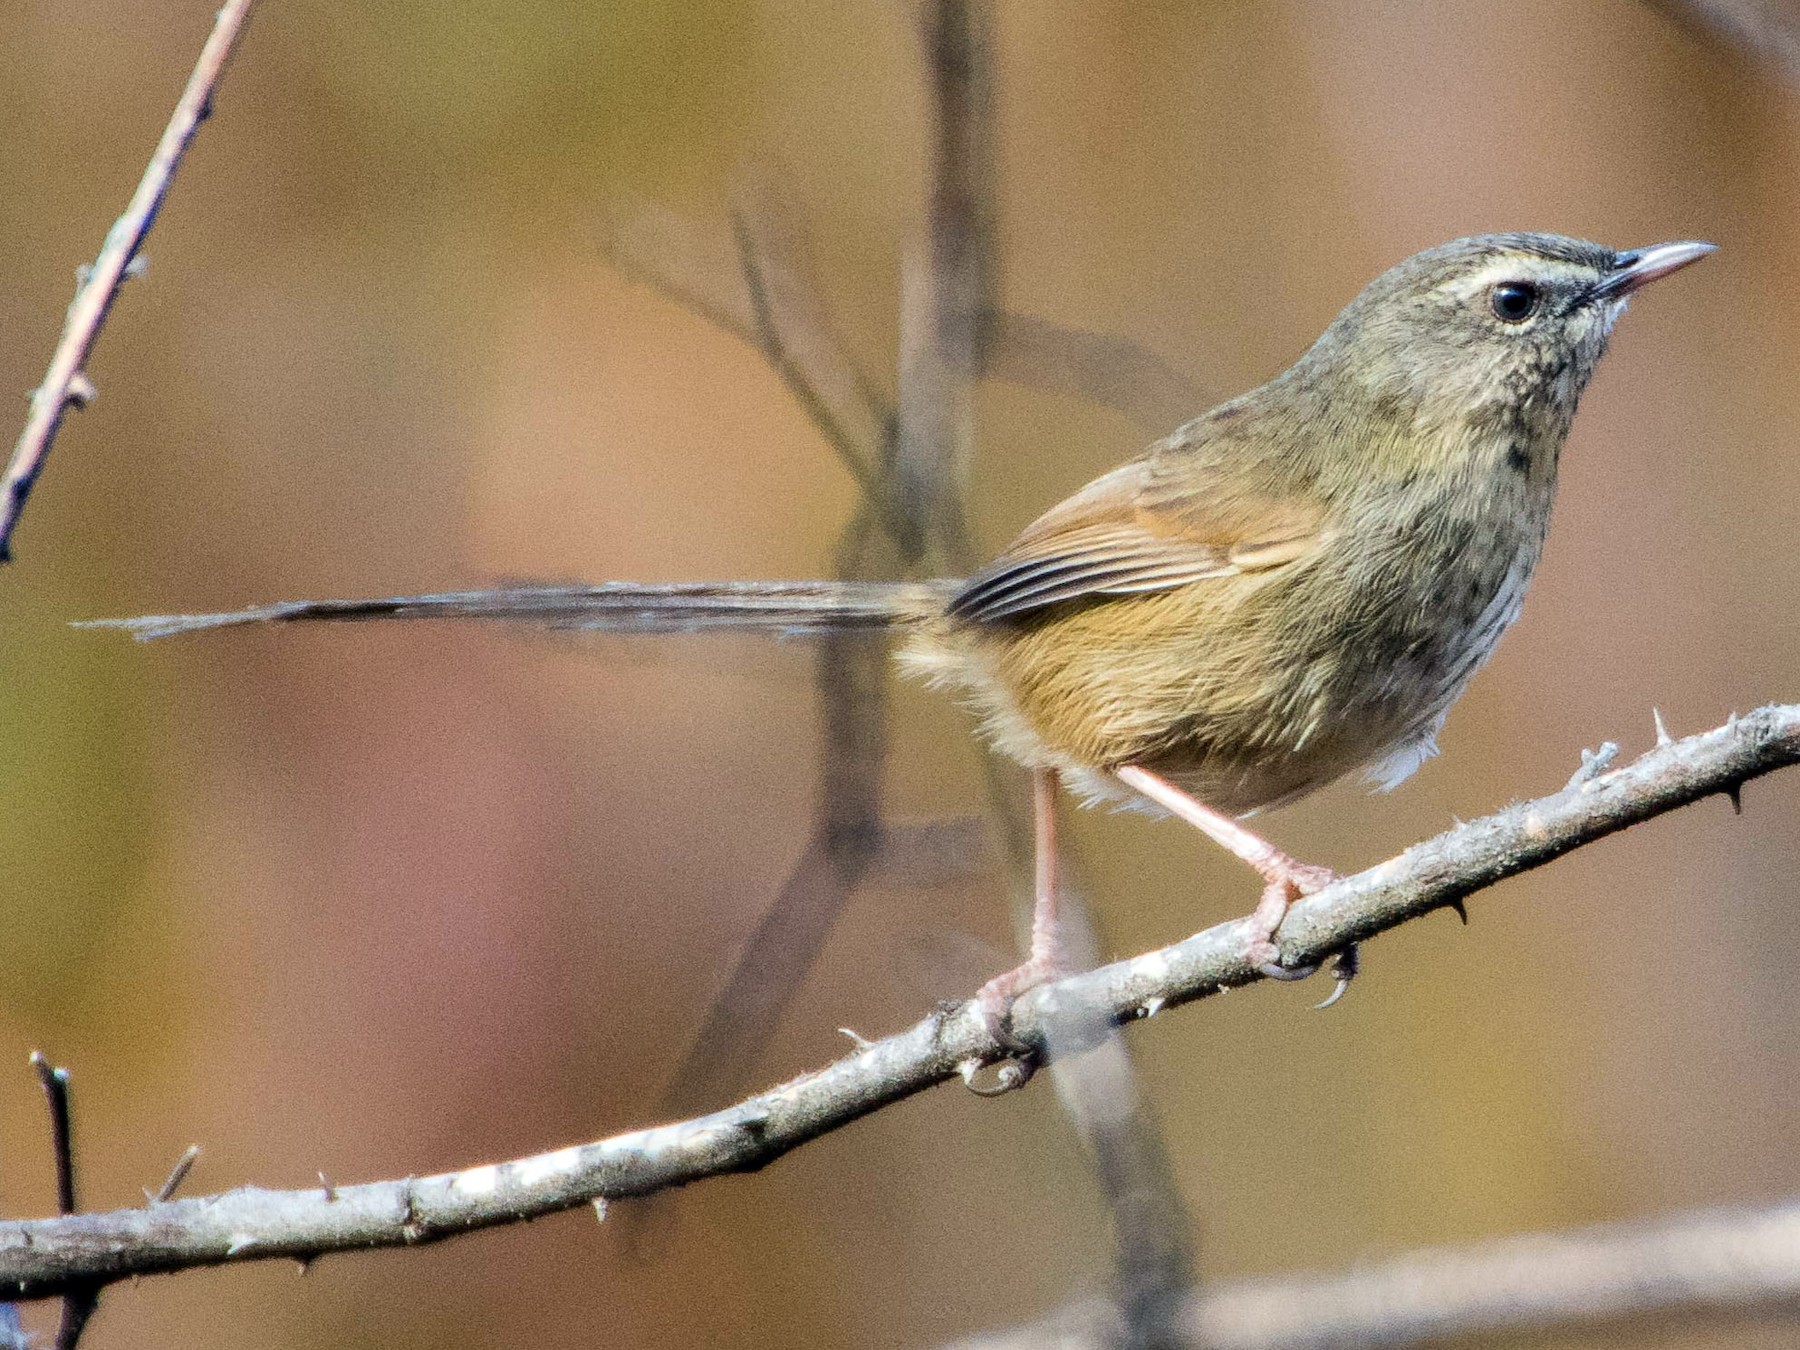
965, 954, 1070, 1094
1244, 859, 1339, 980
973, 955, 1065, 1055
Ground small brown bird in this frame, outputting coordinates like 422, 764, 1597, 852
96, 233, 1714, 1036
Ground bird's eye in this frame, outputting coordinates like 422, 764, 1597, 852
1490, 282, 1540, 323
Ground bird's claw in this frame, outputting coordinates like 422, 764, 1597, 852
1255, 955, 1320, 982
1313, 944, 1360, 1008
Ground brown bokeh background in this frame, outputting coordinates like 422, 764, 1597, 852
1, 2, 1797, 1347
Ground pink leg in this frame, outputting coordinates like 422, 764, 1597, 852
974, 767, 1069, 1051
1114, 764, 1337, 979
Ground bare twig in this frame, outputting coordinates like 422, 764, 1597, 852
0, 0, 257, 562
652, 518, 894, 1131
0, 707, 1792, 1298
939, 1194, 1800, 1349
28, 1056, 75, 1218
29, 1055, 98, 1350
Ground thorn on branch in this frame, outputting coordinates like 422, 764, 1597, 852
148, 1146, 201, 1204
1448, 897, 1470, 926
1653, 706, 1674, 748
1726, 783, 1744, 816
318, 1172, 336, 1203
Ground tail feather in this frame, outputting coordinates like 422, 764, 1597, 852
79, 579, 959, 643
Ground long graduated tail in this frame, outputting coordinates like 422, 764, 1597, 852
81, 579, 959, 642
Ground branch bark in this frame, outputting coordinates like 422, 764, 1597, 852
0, 705, 1793, 1299
0, 0, 257, 562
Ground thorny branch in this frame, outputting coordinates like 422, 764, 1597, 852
0, 706, 1793, 1300
0, 0, 257, 562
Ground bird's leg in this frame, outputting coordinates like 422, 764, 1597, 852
974, 766, 1070, 1054
1113, 764, 1341, 983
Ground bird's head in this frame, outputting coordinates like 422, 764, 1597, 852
1302, 232, 1714, 447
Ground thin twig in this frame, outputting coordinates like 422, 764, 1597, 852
28, 1056, 74, 1217
651, 511, 894, 1135
0, 706, 1792, 1298
29, 1055, 98, 1350
0, 0, 257, 562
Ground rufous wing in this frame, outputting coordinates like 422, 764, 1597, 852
946, 456, 1327, 625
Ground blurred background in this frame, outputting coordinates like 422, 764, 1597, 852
0, 1, 1797, 1346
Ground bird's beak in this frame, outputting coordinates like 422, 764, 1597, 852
1591, 240, 1717, 300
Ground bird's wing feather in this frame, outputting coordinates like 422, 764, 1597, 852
947, 454, 1328, 624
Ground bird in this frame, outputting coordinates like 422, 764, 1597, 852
90, 233, 1715, 1045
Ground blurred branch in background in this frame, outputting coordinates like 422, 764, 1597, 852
1644, 0, 1800, 85
983, 311, 1206, 434
619, 9, 1201, 1341
943, 1196, 1800, 1349
0, 707, 1793, 1302
0, 0, 256, 563
639, 196, 907, 1138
